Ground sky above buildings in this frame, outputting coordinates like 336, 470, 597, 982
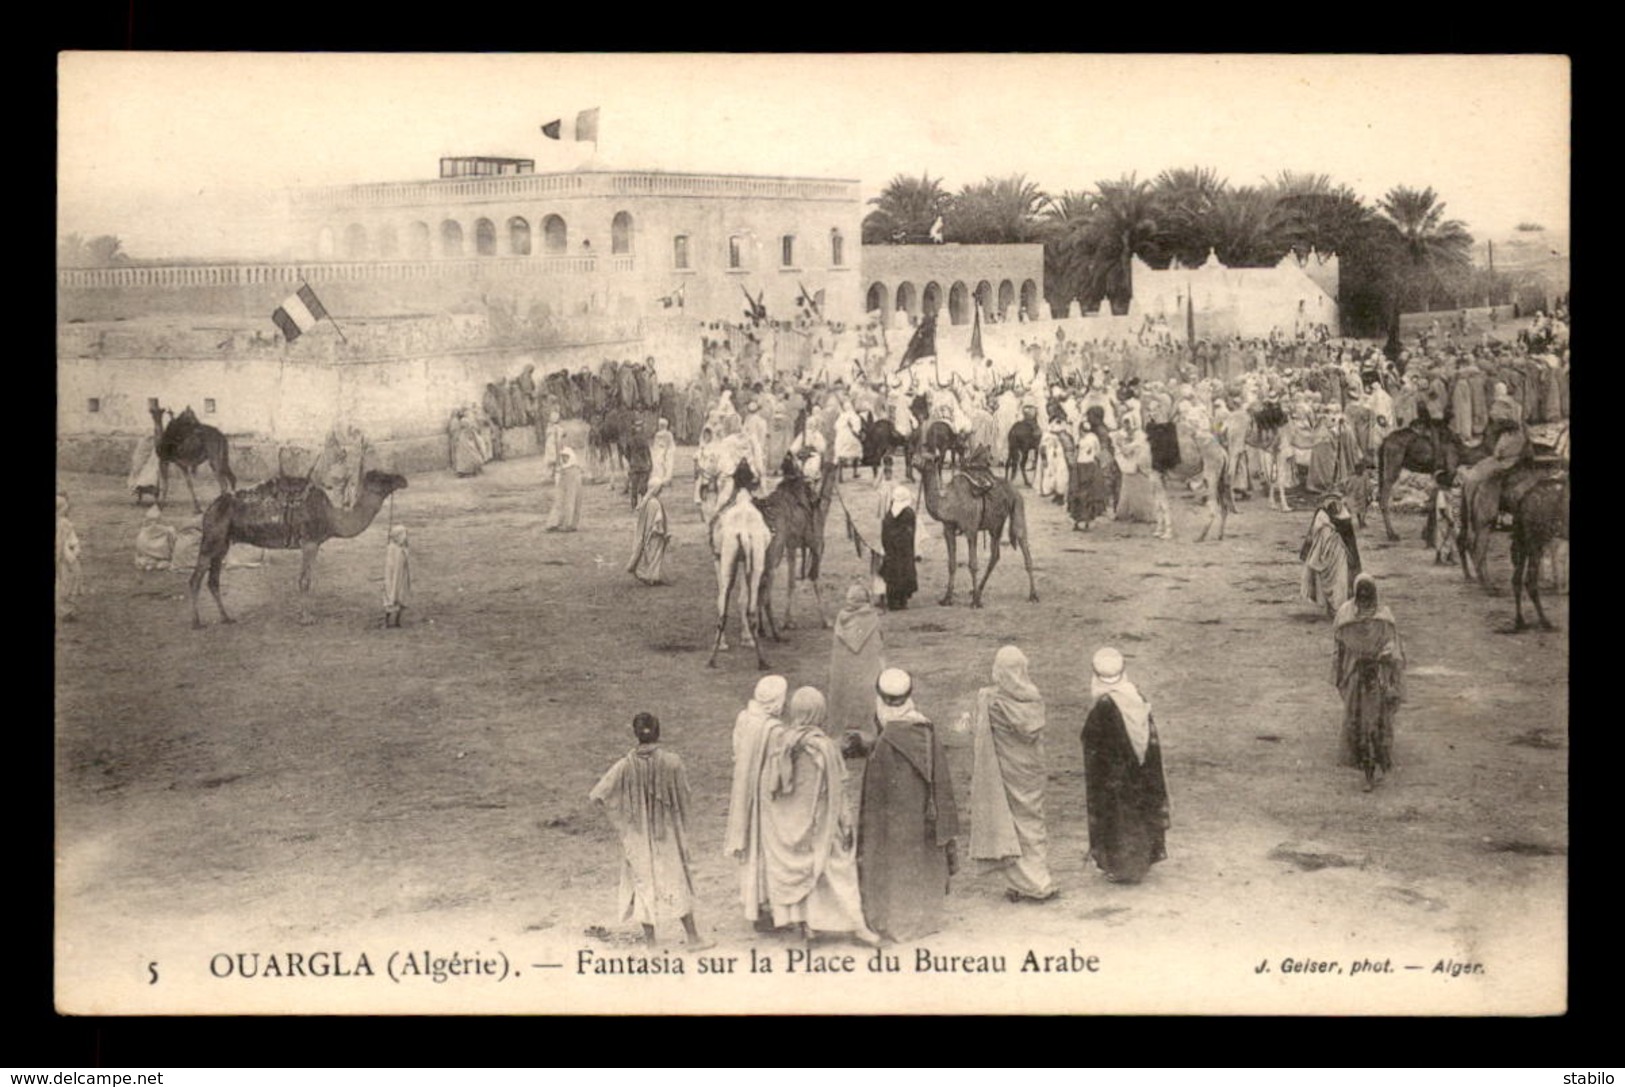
58, 52, 1570, 261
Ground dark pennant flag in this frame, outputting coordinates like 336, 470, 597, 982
897, 311, 937, 372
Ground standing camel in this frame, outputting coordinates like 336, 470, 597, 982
1375, 423, 1469, 540
755, 455, 833, 638
153, 403, 237, 513
188, 469, 408, 628
913, 448, 1039, 608
1509, 475, 1569, 632
706, 472, 772, 669
1457, 459, 1563, 591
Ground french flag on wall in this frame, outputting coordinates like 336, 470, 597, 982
272, 284, 330, 343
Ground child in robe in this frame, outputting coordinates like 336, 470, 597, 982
1433, 469, 1460, 566
589, 713, 713, 949
382, 523, 410, 628
56, 493, 83, 622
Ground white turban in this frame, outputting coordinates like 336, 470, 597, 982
1091, 646, 1125, 683
877, 667, 912, 700
752, 675, 788, 716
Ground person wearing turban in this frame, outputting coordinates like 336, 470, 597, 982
1081, 648, 1170, 884
849, 669, 959, 942
725, 676, 788, 930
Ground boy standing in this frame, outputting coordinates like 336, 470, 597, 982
1433, 469, 1461, 565
382, 524, 411, 627
589, 713, 713, 949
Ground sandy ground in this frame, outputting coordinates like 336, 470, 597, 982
54, 445, 1567, 1015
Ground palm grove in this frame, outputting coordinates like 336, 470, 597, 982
861, 168, 1497, 338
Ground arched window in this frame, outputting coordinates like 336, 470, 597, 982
922, 281, 943, 317
728, 235, 745, 269
998, 279, 1016, 318
866, 282, 889, 318
611, 211, 633, 255
315, 226, 336, 259
830, 229, 845, 267
344, 224, 367, 259
949, 281, 970, 325
440, 220, 464, 258
542, 215, 568, 254
781, 234, 796, 268
407, 222, 431, 258
474, 218, 497, 257
673, 234, 691, 270
508, 217, 531, 256
1020, 279, 1040, 319
974, 280, 993, 315
895, 281, 917, 317
376, 224, 399, 259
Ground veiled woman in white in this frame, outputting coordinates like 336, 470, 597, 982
545, 447, 583, 532
966, 646, 1057, 902
760, 688, 881, 945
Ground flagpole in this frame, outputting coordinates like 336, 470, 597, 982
303, 279, 349, 344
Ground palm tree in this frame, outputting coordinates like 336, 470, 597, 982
944, 173, 1050, 244
1076, 173, 1164, 314
1377, 185, 1474, 310
1040, 190, 1094, 313
1152, 166, 1227, 266
862, 172, 949, 245
1207, 186, 1289, 267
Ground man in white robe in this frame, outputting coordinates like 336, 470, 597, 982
724, 676, 788, 931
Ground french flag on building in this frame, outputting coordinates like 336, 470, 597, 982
272, 284, 330, 343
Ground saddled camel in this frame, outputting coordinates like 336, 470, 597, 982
913, 447, 1038, 608
1375, 423, 1470, 540
1458, 456, 1566, 591
189, 469, 407, 628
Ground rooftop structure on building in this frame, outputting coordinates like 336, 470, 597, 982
439, 156, 535, 178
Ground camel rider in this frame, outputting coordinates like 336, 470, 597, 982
790, 426, 826, 489
959, 442, 1000, 496
1458, 388, 1533, 530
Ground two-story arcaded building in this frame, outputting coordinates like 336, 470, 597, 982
284, 157, 865, 325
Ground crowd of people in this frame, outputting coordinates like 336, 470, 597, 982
590, 625, 1171, 949
57, 302, 1567, 948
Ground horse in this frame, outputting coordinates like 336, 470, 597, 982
1005, 417, 1042, 486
